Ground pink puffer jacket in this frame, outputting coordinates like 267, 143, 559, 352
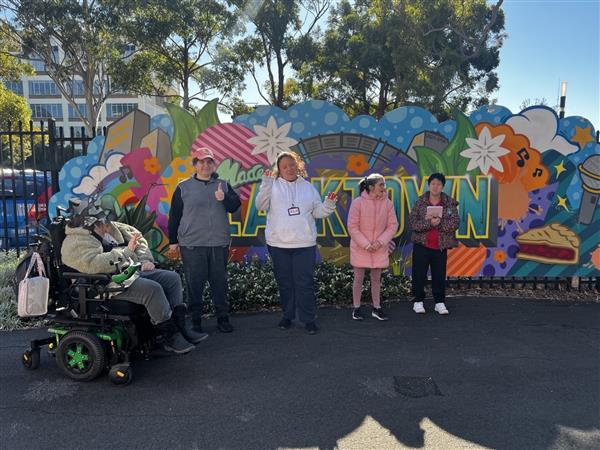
347, 191, 398, 268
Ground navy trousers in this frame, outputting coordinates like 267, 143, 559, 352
268, 245, 317, 323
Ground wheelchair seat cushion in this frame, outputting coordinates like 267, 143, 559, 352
87, 299, 147, 316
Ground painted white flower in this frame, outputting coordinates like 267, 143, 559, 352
73, 153, 123, 195
247, 116, 298, 164
460, 126, 509, 174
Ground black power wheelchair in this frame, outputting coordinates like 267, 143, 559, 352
21, 210, 158, 385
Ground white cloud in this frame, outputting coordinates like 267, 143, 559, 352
506, 107, 578, 155
73, 153, 124, 195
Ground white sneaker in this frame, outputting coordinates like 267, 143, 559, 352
434, 302, 449, 315
413, 301, 426, 314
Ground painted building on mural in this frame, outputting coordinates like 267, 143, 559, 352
47, 100, 600, 278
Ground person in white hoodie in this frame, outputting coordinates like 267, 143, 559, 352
256, 151, 337, 334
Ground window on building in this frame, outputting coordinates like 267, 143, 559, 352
30, 59, 46, 72
67, 80, 85, 97
51, 46, 60, 63
107, 103, 137, 120
28, 80, 59, 96
30, 104, 63, 120
3, 81, 24, 95
93, 80, 109, 95
68, 103, 88, 120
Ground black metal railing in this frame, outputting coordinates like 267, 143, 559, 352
0, 120, 104, 256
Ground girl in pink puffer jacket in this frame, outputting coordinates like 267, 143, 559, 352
347, 174, 398, 321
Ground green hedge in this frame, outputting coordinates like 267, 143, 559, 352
0, 251, 411, 329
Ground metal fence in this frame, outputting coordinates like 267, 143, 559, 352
0, 120, 104, 256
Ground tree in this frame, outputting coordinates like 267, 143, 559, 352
230, 0, 330, 109
295, 0, 505, 119
519, 97, 549, 110
0, 21, 33, 161
0, 21, 33, 81
1, 0, 141, 134
108, 0, 244, 112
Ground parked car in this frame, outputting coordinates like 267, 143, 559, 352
0, 169, 52, 249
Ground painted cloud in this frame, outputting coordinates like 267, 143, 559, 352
506, 107, 579, 155
73, 153, 124, 196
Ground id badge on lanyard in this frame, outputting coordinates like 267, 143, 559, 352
287, 182, 300, 216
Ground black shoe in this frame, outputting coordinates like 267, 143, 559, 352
172, 306, 209, 344
305, 322, 318, 335
156, 319, 194, 354
352, 307, 364, 321
372, 307, 389, 321
278, 318, 292, 330
192, 320, 204, 334
217, 316, 233, 333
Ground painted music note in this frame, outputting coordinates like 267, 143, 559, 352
516, 148, 530, 167
533, 168, 543, 177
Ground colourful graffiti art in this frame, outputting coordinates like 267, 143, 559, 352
48, 100, 600, 277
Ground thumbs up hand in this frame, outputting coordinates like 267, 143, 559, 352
215, 182, 225, 201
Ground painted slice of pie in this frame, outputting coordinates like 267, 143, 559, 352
516, 223, 580, 265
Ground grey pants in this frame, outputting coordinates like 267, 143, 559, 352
113, 269, 183, 324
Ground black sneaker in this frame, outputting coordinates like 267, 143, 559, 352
217, 317, 233, 333
352, 307, 365, 321
305, 322, 318, 335
372, 307, 389, 321
278, 318, 292, 330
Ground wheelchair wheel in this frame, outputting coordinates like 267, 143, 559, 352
22, 348, 40, 370
56, 331, 106, 381
109, 364, 133, 386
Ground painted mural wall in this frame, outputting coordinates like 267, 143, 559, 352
48, 100, 600, 277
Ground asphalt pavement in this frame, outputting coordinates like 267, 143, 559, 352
1, 297, 599, 450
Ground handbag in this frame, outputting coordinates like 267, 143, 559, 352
17, 252, 50, 317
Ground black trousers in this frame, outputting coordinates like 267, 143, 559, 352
180, 246, 230, 325
268, 245, 317, 323
411, 243, 448, 304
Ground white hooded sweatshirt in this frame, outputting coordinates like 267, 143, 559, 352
255, 176, 336, 248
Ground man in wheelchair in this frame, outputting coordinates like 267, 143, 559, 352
60, 200, 208, 355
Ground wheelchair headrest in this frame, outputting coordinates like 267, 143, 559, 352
48, 216, 67, 265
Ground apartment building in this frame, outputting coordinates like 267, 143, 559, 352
3, 45, 168, 135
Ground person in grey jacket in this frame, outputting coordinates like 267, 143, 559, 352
168, 147, 241, 334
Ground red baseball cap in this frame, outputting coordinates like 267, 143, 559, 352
191, 147, 216, 162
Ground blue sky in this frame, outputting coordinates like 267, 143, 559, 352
495, 0, 599, 128
234, 0, 599, 128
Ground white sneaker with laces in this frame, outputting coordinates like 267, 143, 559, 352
413, 301, 426, 314
434, 302, 449, 315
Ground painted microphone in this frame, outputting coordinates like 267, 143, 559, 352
577, 155, 600, 225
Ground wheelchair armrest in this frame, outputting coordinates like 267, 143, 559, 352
62, 272, 112, 282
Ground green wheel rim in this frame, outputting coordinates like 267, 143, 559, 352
66, 343, 91, 371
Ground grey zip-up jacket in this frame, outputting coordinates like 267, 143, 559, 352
168, 174, 241, 247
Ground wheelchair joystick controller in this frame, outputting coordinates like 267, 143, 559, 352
109, 258, 141, 284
